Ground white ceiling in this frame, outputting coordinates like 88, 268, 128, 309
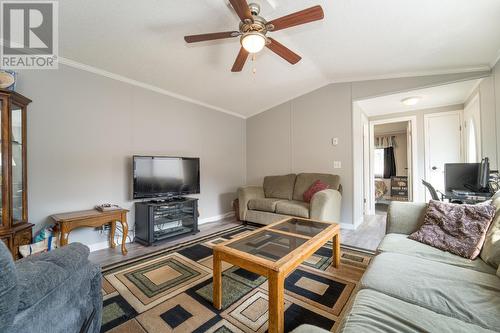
357, 79, 479, 116
58, 0, 500, 117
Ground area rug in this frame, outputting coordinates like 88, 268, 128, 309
101, 225, 372, 333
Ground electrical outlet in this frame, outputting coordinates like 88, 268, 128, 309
333, 161, 342, 169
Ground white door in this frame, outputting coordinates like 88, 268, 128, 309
424, 111, 463, 197
406, 121, 413, 201
363, 118, 370, 214
463, 94, 481, 163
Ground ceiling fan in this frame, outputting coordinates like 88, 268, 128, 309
184, 0, 324, 72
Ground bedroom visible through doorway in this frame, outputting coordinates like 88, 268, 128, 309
372, 121, 412, 212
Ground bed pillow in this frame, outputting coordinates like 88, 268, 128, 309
303, 180, 329, 203
408, 200, 495, 259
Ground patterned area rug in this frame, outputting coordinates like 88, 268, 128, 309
101, 225, 372, 333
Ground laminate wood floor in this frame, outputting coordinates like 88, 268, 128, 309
90, 212, 387, 267
89, 218, 240, 267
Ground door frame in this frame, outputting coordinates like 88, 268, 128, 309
367, 115, 418, 214
423, 110, 463, 197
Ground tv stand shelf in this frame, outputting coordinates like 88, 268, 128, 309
134, 197, 199, 246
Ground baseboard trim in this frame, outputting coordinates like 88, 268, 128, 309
198, 211, 235, 224
88, 231, 135, 252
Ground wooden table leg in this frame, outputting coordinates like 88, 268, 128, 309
213, 250, 222, 310
109, 221, 116, 248
120, 213, 128, 255
59, 225, 69, 247
268, 271, 284, 333
333, 233, 341, 268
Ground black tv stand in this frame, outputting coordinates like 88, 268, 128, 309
134, 197, 199, 246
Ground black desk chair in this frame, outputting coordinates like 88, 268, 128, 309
422, 179, 442, 201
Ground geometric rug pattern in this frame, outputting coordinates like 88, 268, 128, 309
101, 225, 372, 332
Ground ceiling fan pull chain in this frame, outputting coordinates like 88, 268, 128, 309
252, 54, 257, 74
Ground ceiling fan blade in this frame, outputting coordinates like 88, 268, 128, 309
267, 5, 324, 32
184, 31, 239, 43
228, 0, 253, 22
231, 47, 249, 72
266, 38, 302, 64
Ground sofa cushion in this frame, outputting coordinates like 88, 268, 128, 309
378, 234, 496, 274
408, 200, 495, 259
275, 200, 310, 218
293, 173, 340, 201
360, 252, 500, 330
480, 190, 500, 268
247, 198, 284, 213
263, 174, 296, 200
245, 210, 290, 225
0, 242, 19, 332
340, 289, 495, 333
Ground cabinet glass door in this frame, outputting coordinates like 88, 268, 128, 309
11, 104, 24, 223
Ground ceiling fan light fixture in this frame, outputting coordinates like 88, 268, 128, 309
241, 32, 266, 53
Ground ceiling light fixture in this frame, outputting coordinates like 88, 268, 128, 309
401, 96, 422, 106
241, 32, 267, 53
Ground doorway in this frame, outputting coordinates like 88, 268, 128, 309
368, 117, 417, 214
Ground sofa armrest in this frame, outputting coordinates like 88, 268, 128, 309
386, 201, 427, 235
14, 243, 93, 311
310, 189, 342, 223
238, 186, 265, 221
17, 243, 90, 272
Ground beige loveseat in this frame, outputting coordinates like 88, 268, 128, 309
238, 173, 342, 225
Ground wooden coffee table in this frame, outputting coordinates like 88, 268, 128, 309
213, 217, 340, 333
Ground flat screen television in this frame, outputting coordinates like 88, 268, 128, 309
133, 156, 200, 199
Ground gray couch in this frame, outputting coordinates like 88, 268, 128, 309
293, 197, 500, 333
337, 199, 500, 333
238, 173, 342, 225
0, 241, 102, 333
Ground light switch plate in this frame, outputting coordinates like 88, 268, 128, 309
334, 161, 341, 169
332, 137, 339, 146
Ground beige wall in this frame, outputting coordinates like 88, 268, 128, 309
17, 65, 246, 248
495, 60, 500, 164
465, 77, 498, 168
247, 71, 490, 226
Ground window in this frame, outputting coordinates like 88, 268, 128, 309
374, 148, 384, 178
467, 119, 477, 163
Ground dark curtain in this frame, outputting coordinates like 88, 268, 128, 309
383, 147, 396, 179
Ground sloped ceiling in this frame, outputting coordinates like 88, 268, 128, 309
58, 0, 500, 117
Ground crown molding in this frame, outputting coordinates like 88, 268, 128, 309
58, 57, 246, 119
54, 57, 492, 120
329, 66, 491, 84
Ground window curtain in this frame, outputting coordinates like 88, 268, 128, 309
375, 135, 397, 179
383, 147, 396, 178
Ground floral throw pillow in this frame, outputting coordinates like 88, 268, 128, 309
408, 200, 496, 259
303, 180, 330, 203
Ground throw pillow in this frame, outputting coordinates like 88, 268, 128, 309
480, 190, 500, 268
303, 180, 330, 203
408, 200, 496, 259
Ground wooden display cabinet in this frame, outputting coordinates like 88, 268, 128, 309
0, 89, 32, 259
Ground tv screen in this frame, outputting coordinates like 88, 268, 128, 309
133, 156, 200, 199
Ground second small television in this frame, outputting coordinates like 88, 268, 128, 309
133, 156, 200, 199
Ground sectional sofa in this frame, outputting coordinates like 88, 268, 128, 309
293, 196, 500, 333
238, 173, 342, 225
337, 198, 500, 332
